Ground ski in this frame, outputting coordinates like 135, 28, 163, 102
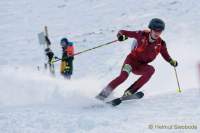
106, 91, 144, 107
44, 26, 55, 75
38, 26, 55, 75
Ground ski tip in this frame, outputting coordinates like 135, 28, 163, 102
106, 98, 122, 107
136, 91, 144, 98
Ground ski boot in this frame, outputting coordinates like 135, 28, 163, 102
95, 86, 112, 101
123, 87, 137, 97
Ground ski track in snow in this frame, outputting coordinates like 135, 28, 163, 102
0, 0, 200, 132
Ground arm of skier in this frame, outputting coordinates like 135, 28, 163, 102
160, 40, 178, 67
117, 30, 140, 41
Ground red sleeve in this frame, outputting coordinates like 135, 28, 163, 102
118, 30, 140, 38
160, 40, 172, 62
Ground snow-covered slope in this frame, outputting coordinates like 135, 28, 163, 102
0, 0, 200, 132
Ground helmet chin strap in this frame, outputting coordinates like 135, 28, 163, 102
149, 33, 157, 43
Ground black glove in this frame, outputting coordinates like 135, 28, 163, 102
117, 32, 128, 41
169, 59, 178, 67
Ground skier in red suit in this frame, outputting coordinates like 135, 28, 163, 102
96, 18, 178, 100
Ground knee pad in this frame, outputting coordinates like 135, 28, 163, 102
122, 64, 132, 74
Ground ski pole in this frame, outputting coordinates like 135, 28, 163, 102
52, 39, 118, 63
73, 39, 118, 56
52, 57, 62, 63
174, 67, 182, 93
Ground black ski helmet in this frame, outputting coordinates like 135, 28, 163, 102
148, 18, 165, 31
60, 38, 68, 47
61, 38, 68, 44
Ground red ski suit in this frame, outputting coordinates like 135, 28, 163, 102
108, 30, 172, 93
